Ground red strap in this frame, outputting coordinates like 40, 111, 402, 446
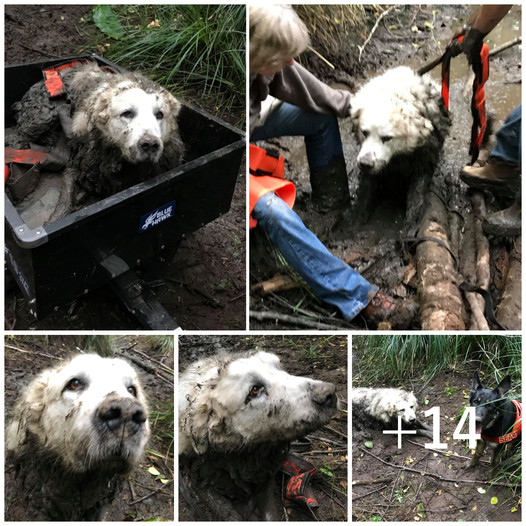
5, 148, 50, 165
470, 43, 489, 162
43, 60, 83, 97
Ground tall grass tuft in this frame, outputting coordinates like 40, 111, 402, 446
353, 335, 522, 386
89, 5, 245, 122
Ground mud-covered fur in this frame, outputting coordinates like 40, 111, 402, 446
6, 354, 149, 521
13, 62, 184, 220
352, 387, 418, 427
468, 372, 521, 469
350, 66, 450, 226
179, 351, 338, 521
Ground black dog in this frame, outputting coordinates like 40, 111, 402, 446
468, 371, 521, 468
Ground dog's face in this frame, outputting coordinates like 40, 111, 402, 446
469, 372, 511, 434
98, 85, 180, 164
395, 392, 418, 425
350, 66, 438, 173
182, 351, 338, 453
8, 354, 150, 474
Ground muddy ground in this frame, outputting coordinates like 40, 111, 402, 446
250, 4, 521, 330
4, 335, 174, 521
4, 4, 246, 331
352, 371, 521, 522
178, 335, 348, 521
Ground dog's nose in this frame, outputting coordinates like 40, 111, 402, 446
312, 382, 337, 408
139, 138, 161, 155
98, 398, 147, 432
358, 157, 375, 171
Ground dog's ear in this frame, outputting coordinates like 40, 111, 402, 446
495, 375, 511, 398
471, 371, 483, 391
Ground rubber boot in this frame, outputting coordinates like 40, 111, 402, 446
309, 156, 351, 213
483, 200, 521, 237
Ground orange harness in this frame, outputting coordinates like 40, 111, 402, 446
249, 144, 295, 228
481, 400, 522, 444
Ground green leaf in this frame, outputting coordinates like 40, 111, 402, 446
491, 497, 498, 505
364, 440, 374, 449
148, 466, 161, 476
477, 487, 486, 494
93, 5, 124, 39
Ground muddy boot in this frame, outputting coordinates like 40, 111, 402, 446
460, 158, 520, 198
309, 156, 351, 213
483, 201, 521, 237
362, 290, 419, 329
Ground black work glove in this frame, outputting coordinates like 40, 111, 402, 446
461, 27, 486, 81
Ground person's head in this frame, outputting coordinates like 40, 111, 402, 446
249, 4, 310, 75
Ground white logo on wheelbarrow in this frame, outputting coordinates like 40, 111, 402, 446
140, 201, 176, 232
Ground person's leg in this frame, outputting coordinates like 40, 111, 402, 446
251, 103, 350, 210
251, 102, 343, 169
490, 104, 521, 165
253, 191, 376, 321
461, 105, 521, 197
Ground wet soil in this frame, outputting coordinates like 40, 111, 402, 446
352, 369, 521, 522
4, 4, 246, 331
250, 4, 521, 330
4, 335, 174, 521
178, 335, 348, 521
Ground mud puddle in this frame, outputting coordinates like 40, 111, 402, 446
250, 4, 521, 330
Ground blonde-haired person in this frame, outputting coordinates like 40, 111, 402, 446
249, 5, 418, 328
250, 4, 352, 211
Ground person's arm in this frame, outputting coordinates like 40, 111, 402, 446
469, 5, 512, 35
269, 61, 351, 118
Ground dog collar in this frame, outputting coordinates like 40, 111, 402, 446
481, 400, 522, 444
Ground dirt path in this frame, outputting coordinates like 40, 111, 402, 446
250, 4, 521, 330
352, 370, 521, 522
4, 4, 246, 331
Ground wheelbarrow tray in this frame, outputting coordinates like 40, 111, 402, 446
5, 54, 245, 320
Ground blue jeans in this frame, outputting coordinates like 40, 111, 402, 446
252, 192, 377, 321
491, 104, 521, 166
251, 102, 344, 170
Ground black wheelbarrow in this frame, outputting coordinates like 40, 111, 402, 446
4, 54, 245, 330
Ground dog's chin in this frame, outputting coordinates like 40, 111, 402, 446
127, 148, 163, 165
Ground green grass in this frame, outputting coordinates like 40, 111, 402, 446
353, 335, 521, 386
83, 5, 245, 123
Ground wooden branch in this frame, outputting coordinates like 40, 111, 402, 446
489, 36, 522, 57
358, 446, 516, 487
250, 274, 299, 296
353, 477, 393, 486
249, 310, 346, 330
359, 5, 399, 62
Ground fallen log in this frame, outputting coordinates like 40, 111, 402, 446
251, 273, 299, 296
496, 236, 521, 330
416, 192, 466, 330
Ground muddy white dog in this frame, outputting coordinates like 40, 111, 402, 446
6, 353, 150, 521
352, 386, 418, 426
350, 66, 450, 225
14, 61, 184, 221
179, 351, 338, 520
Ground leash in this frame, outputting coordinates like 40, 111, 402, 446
459, 282, 507, 330
418, 36, 490, 164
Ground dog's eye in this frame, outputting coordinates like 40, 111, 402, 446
67, 378, 83, 391
249, 385, 265, 398
362, 130, 369, 138
155, 111, 164, 120
120, 110, 135, 119
381, 135, 392, 143
127, 385, 137, 397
